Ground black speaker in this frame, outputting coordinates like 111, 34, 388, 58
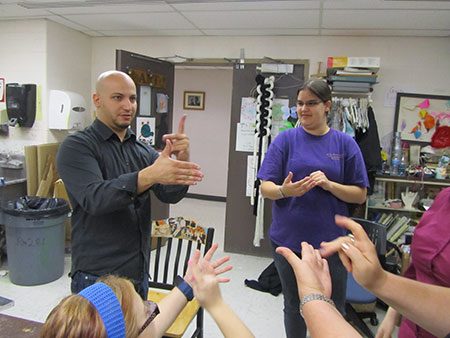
6, 83, 37, 128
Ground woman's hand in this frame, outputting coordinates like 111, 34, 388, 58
280, 171, 317, 198
276, 242, 331, 299
320, 215, 387, 291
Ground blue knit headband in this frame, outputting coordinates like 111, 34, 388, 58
78, 282, 126, 338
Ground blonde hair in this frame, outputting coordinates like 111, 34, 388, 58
41, 275, 140, 338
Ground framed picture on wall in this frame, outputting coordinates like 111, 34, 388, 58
183, 91, 205, 110
394, 92, 450, 143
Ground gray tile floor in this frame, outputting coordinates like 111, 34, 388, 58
0, 198, 393, 337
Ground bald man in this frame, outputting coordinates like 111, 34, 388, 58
57, 70, 203, 298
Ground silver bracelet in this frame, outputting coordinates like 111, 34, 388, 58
299, 293, 335, 318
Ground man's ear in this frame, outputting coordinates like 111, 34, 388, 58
324, 100, 332, 113
93, 93, 101, 108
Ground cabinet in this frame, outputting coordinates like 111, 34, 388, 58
365, 174, 450, 242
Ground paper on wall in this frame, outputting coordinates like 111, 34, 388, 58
246, 155, 256, 197
236, 122, 255, 152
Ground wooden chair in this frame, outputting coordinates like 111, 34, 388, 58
148, 217, 214, 338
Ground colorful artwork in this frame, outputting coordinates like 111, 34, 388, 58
151, 217, 208, 244
394, 93, 450, 143
136, 117, 155, 146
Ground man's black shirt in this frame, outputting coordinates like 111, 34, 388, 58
57, 119, 187, 283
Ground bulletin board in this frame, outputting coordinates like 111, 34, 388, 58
394, 92, 450, 143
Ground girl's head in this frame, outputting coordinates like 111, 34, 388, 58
41, 275, 155, 338
296, 79, 332, 133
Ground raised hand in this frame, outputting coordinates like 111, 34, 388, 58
139, 139, 203, 188
276, 242, 332, 299
162, 114, 190, 161
320, 215, 386, 291
185, 243, 232, 309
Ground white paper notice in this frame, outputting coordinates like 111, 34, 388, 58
240, 97, 257, 123
246, 155, 256, 197
236, 122, 255, 152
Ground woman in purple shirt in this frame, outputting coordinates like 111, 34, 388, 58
377, 187, 450, 338
258, 79, 369, 338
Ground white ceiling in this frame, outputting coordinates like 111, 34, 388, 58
1, 0, 450, 37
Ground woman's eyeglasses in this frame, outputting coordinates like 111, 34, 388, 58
297, 100, 322, 108
138, 301, 160, 335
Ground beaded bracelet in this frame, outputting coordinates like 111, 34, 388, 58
299, 293, 335, 318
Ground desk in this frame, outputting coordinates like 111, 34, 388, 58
0, 313, 43, 337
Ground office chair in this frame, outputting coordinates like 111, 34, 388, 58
345, 217, 387, 338
149, 216, 215, 338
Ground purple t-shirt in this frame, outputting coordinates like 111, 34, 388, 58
257, 127, 369, 251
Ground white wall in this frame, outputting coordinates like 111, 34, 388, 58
0, 20, 47, 154
173, 67, 233, 197
0, 20, 91, 154
91, 35, 450, 141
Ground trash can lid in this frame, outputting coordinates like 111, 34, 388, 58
3, 196, 70, 218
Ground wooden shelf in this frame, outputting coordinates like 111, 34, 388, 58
367, 205, 424, 214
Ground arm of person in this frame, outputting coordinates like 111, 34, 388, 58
260, 172, 316, 200
149, 244, 234, 337
186, 246, 254, 338
276, 243, 361, 338
321, 216, 450, 338
376, 307, 401, 338
368, 270, 450, 338
309, 171, 367, 204
302, 300, 361, 338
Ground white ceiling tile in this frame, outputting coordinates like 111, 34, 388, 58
61, 12, 196, 30
50, 3, 174, 15
173, 1, 320, 11
324, 0, 450, 10
0, 4, 50, 17
321, 28, 450, 37
95, 29, 204, 36
183, 10, 319, 29
202, 28, 320, 36
323, 9, 450, 30
49, 15, 96, 31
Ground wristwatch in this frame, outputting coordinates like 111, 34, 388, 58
175, 275, 194, 301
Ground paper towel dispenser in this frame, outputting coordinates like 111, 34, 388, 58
49, 90, 87, 130
6, 83, 37, 128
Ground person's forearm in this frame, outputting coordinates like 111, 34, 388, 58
370, 271, 450, 337
326, 182, 366, 204
260, 181, 285, 200
206, 299, 255, 338
302, 301, 361, 338
152, 288, 188, 337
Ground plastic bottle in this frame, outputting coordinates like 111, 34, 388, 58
398, 142, 409, 176
391, 132, 402, 176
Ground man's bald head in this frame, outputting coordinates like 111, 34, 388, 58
95, 70, 135, 94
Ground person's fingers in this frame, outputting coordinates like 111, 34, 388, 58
319, 237, 350, 257
338, 250, 352, 272
203, 243, 218, 262
214, 265, 233, 276
276, 246, 301, 270
161, 139, 172, 157
213, 255, 231, 269
283, 171, 293, 184
334, 215, 370, 242
178, 114, 187, 134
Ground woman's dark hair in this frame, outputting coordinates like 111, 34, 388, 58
297, 79, 332, 102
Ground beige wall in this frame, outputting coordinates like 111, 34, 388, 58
0, 20, 91, 154
173, 67, 233, 197
91, 35, 450, 141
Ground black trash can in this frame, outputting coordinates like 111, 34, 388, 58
3, 196, 70, 286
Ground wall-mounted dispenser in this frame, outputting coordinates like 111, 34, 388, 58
6, 83, 37, 127
48, 90, 87, 130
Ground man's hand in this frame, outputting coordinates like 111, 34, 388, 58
162, 114, 190, 161
138, 139, 203, 190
